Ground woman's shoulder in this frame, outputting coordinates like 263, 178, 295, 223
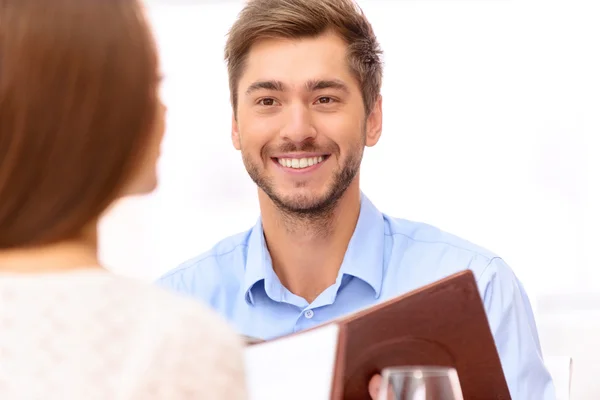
109, 274, 240, 340
110, 276, 247, 397
0, 270, 246, 399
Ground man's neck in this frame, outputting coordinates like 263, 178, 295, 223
259, 182, 361, 303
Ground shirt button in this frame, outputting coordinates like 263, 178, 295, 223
304, 309, 314, 319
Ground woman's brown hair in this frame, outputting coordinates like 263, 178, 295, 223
0, 0, 159, 248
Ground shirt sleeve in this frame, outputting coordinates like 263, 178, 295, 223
479, 257, 556, 399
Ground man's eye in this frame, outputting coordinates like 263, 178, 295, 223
316, 97, 333, 104
258, 98, 276, 106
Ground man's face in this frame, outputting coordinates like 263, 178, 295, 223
232, 32, 382, 215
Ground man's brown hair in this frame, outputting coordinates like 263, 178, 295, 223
224, 0, 383, 116
0, 0, 159, 248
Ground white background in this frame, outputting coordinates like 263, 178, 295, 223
99, 0, 598, 306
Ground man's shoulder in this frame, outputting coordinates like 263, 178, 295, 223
383, 214, 507, 280
384, 214, 498, 257
156, 229, 252, 297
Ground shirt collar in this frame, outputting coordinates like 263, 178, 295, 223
337, 193, 385, 297
243, 220, 271, 305
243, 193, 385, 305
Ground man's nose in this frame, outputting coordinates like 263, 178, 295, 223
279, 103, 317, 143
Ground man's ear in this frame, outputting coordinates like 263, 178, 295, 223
231, 112, 241, 150
365, 95, 383, 147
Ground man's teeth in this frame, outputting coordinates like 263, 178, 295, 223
277, 156, 325, 169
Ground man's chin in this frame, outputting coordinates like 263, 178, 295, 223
270, 192, 337, 215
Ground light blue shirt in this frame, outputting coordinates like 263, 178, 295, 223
158, 194, 555, 399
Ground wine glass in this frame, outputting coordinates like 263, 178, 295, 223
377, 366, 464, 400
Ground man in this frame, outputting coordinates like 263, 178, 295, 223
158, 0, 555, 398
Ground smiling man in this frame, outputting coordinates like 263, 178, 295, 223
158, 0, 555, 398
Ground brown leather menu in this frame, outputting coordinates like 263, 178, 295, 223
245, 270, 511, 400
333, 269, 511, 399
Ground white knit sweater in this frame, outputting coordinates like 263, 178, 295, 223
0, 269, 247, 400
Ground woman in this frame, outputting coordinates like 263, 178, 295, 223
0, 0, 246, 398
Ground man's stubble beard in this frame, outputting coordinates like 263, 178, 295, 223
242, 138, 365, 231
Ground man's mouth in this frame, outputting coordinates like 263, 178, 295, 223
275, 155, 328, 169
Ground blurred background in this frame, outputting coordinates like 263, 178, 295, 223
99, 1, 598, 397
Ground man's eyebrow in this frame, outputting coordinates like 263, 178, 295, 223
245, 80, 285, 95
305, 79, 349, 93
